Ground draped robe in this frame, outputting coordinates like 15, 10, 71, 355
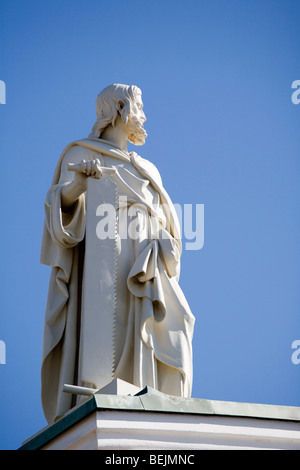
41, 138, 195, 424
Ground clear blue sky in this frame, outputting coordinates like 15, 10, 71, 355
0, 0, 299, 450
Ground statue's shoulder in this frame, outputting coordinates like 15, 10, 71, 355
61, 140, 88, 163
60, 139, 97, 170
52, 140, 91, 185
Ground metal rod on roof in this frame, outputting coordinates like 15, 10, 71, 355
63, 384, 99, 396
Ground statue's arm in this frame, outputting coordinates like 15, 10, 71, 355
42, 147, 102, 249
59, 149, 102, 210
60, 176, 86, 210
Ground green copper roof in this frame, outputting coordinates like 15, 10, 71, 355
19, 386, 300, 450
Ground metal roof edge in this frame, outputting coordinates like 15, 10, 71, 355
134, 387, 300, 422
18, 387, 300, 450
19, 396, 97, 450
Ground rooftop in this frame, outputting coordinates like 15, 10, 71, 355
20, 384, 300, 450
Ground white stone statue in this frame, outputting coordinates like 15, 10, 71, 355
41, 84, 195, 424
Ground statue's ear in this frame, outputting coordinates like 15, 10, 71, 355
116, 99, 130, 124
116, 100, 124, 111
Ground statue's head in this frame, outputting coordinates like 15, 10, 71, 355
89, 83, 147, 145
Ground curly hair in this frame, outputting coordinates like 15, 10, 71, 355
89, 83, 141, 139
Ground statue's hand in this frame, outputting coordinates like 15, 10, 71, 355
62, 160, 115, 209
68, 159, 103, 191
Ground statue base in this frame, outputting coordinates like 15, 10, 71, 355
20, 381, 300, 450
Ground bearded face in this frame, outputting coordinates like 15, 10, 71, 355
90, 84, 148, 146
127, 113, 148, 145
126, 93, 147, 146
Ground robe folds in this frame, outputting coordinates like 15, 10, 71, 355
41, 138, 195, 424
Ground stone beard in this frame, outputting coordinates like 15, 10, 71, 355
125, 112, 147, 145
40, 84, 195, 424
